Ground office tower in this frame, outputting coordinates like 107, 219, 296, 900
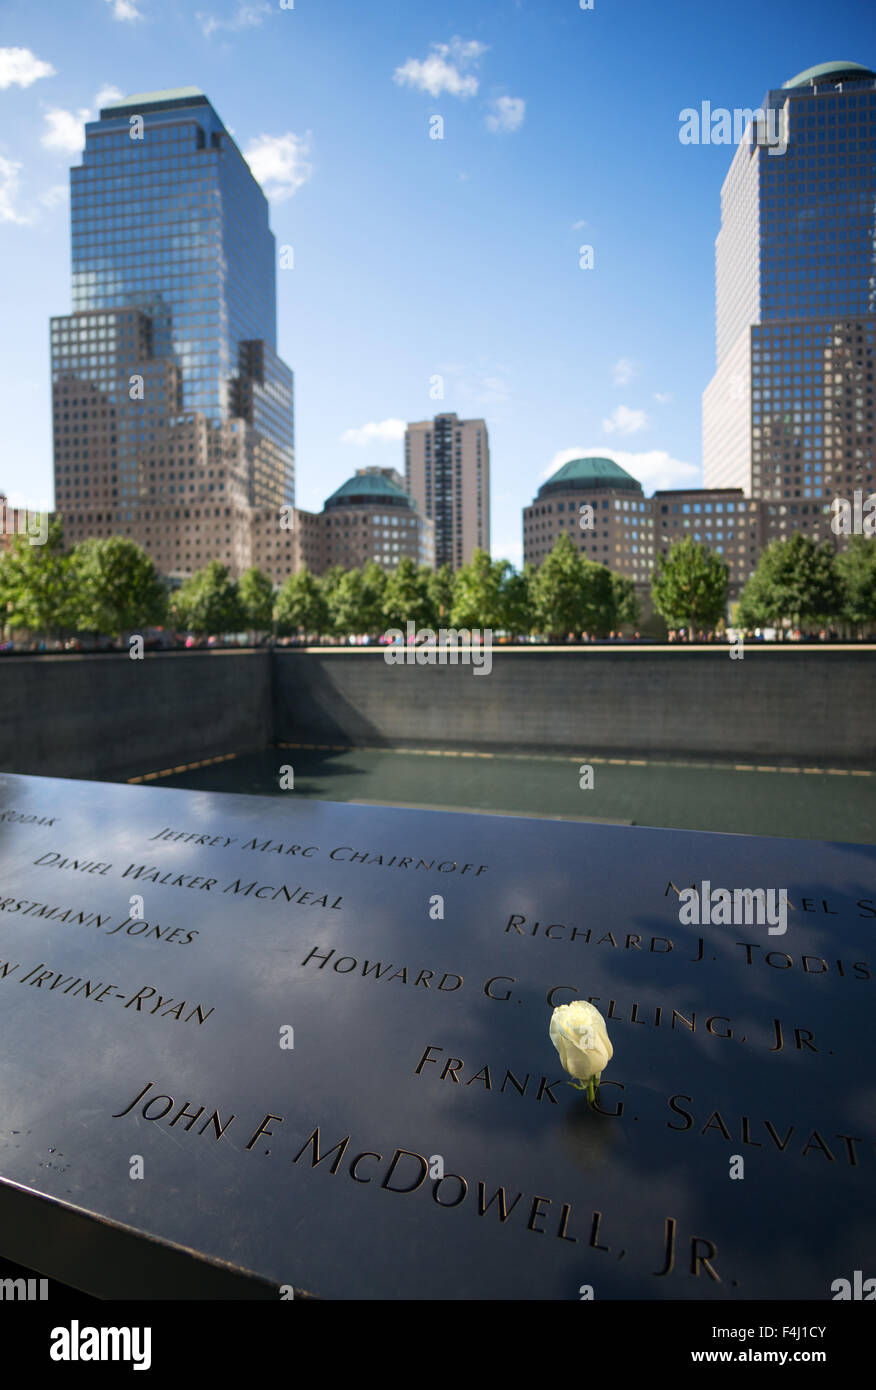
653, 489, 761, 598
702, 61, 875, 505
405, 413, 490, 569
523, 460, 760, 599
51, 87, 294, 578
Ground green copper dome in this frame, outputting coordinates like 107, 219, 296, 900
783, 61, 875, 89
538, 456, 642, 499
325, 472, 416, 510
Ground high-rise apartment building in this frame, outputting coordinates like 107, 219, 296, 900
405, 412, 489, 569
703, 61, 875, 504
51, 87, 294, 578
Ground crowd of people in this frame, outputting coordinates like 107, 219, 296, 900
0, 625, 854, 653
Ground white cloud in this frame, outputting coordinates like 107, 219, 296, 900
243, 131, 313, 201
0, 157, 31, 225
105, 0, 143, 19
607, 448, 699, 492
40, 87, 126, 157
611, 357, 637, 387
602, 405, 648, 435
394, 37, 487, 99
198, 2, 271, 38
572, 219, 589, 230
95, 84, 123, 108
41, 107, 91, 154
653, 391, 673, 404
446, 39, 488, 62
485, 95, 525, 133
0, 162, 67, 226
543, 446, 699, 494
105, 0, 143, 20
0, 47, 55, 89
340, 419, 407, 446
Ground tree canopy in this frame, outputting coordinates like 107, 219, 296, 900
170, 560, 245, 635
651, 537, 728, 633
737, 533, 844, 628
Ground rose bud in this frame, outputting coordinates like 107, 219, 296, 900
549, 1000, 613, 1102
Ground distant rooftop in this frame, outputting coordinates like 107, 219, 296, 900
99, 87, 210, 118
325, 471, 417, 510
538, 456, 642, 498
783, 61, 875, 89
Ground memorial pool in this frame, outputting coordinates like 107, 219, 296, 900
127, 745, 876, 845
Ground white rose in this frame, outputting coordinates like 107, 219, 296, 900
549, 1000, 613, 1083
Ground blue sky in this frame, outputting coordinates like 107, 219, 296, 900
0, 0, 872, 566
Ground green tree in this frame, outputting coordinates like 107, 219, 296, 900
736, 533, 843, 630
579, 560, 616, 636
836, 536, 876, 634
651, 537, 728, 635
318, 565, 346, 635
382, 556, 433, 630
170, 560, 244, 636
360, 561, 388, 633
426, 564, 455, 627
70, 536, 166, 641
611, 572, 641, 630
450, 549, 509, 629
499, 564, 535, 636
237, 567, 275, 639
0, 516, 74, 644
327, 568, 370, 636
531, 533, 586, 639
531, 534, 616, 639
274, 567, 328, 638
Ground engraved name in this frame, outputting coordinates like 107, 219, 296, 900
122, 863, 343, 909
415, 1064, 875, 1168
0, 959, 213, 1023
111, 1079, 724, 1283
300, 945, 463, 990
505, 914, 870, 982
0, 809, 59, 826
146, 828, 490, 877
0, 896, 198, 945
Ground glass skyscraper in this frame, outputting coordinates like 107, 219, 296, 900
51, 87, 294, 578
702, 61, 875, 510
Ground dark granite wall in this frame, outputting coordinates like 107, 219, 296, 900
272, 647, 875, 766
0, 650, 272, 780
1, 647, 872, 777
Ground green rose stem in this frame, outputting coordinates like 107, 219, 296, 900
569, 1075, 600, 1105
